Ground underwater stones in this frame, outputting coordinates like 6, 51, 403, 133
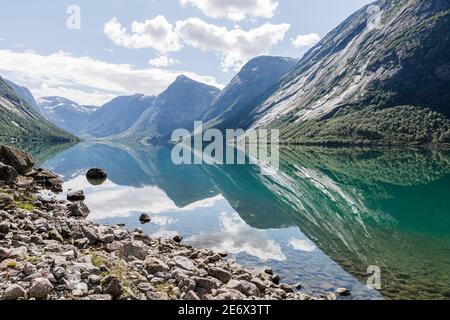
336, 288, 351, 296
86, 168, 107, 185
139, 213, 151, 224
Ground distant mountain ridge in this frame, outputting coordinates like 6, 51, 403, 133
121, 75, 220, 139
36, 96, 99, 136
81, 94, 157, 138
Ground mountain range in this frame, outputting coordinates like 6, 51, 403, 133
36, 96, 99, 136
1, 0, 449, 146
120, 75, 221, 140
2, 56, 298, 141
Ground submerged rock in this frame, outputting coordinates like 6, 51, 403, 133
271, 274, 280, 285
336, 288, 351, 296
86, 168, 107, 180
139, 213, 151, 224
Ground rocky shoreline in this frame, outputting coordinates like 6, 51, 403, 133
0, 144, 334, 301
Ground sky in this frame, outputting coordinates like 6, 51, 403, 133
0, 0, 374, 106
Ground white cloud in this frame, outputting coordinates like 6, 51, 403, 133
148, 55, 180, 67
179, 0, 279, 22
176, 18, 290, 72
291, 33, 321, 49
104, 15, 289, 73
0, 49, 223, 105
104, 15, 182, 53
63, 175, 224, 219
288, 238, 317, 252
187, 212, 286, 262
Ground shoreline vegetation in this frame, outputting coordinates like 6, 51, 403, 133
0, 144, 340, 301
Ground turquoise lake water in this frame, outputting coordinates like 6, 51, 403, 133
31, 141, 450, 300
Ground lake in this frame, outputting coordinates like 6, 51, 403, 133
26, 141, 450, 300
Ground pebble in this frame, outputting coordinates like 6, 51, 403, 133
4, 284, 26, 300
29, 278, 54, 299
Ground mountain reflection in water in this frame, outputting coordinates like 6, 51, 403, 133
36, 141, 450, 300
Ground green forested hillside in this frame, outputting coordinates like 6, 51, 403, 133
0, 76, 77, 142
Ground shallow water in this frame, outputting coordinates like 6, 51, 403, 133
35, 141, 450, 300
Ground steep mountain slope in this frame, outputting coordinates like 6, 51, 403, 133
202, 56, 297, 130
122, 75, 220, 139
0, 76, 76, 142
5, 79, 39, 112
82, 94, 156, 138
233, 0, 450, 145
37, 96, 99, 136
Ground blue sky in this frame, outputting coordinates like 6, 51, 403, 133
0, 0, 373, 105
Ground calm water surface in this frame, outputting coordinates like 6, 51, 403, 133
31, 141, 450, 300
